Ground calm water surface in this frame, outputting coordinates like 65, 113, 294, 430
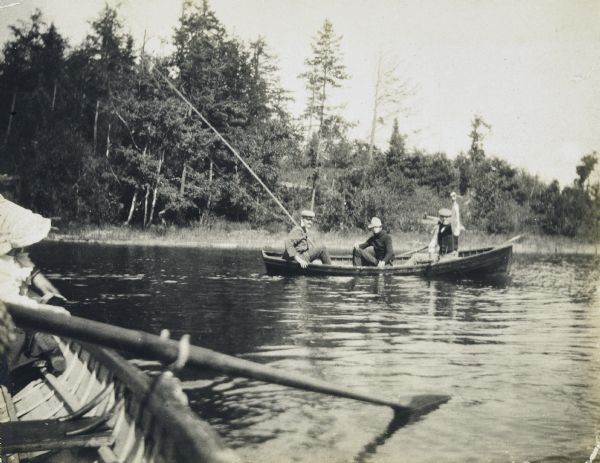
31, 242, 600, 463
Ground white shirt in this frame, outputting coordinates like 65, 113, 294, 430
451, 200, 460, 237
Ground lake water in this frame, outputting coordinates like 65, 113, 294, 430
31, 242, 600, 463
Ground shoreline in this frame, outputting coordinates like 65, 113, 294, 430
48, 226, 599, 255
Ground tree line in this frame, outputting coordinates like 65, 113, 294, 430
0, 1, 598, 240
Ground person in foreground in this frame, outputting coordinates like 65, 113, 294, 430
283, 209, 332, 268
353, 217, 394, 267
0, 194, 67, 387
428, 208, 458, 260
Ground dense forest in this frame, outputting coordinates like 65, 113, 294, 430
0, 1, 598, 240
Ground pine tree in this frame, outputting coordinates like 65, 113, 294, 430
385, 118, 406, 166
300, 19, 349, 209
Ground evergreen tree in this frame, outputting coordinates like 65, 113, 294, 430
167, 0, 297, 224
468, 114, 491, 162
576, 151, 598, 188
385, 118, 406, 166
300, 19, 349, 209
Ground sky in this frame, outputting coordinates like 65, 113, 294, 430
0, 0, 599, 186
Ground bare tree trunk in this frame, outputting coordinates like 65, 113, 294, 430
140, 146, 149, 226
202, 159, 214, 224
105, 123, 111, 157
368, 55, 383, 162
75, 181, 80, 217
51, 80, 57, 111
143, 184, 150, 227
148, 152, 164, 227
149, 188, 158, 227
306, 86, 316, 140
125, 190, 138, 225
4, 92, 16, 146
93, 100, 100, 155
180, 165, 187, 195
310, 71, 327, 211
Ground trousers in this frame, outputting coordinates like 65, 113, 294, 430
352, 247, 391, 266
293, 246, 332, 265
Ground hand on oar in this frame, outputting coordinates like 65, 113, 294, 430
295, 255, 309, 268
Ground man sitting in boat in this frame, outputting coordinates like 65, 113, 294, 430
428, 208, 458, 259
283, 209, 332, 268
352, 217, 394, 267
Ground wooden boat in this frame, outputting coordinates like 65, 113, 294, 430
0, 322, 238, 463
2, 300, 451, 463
262, 242, 514, 278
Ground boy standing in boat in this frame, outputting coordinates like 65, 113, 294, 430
352, 217, 394, 267
283, 209, 332, 268
428, 208, 458, 258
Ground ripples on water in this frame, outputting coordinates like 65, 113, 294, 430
32, 243, 600, 463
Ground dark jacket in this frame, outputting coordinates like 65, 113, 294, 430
359, 231, 394, 264
437, 223, 456, 255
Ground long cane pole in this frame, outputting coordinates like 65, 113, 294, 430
153, 69, 300, 229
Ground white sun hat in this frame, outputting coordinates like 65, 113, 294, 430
367, 217, 383, 229
0, 195, 51, 255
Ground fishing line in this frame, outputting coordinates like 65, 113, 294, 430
149, 66, 301, 229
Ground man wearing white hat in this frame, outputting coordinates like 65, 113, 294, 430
283, 209, 332, 268
352, 217, 394, 268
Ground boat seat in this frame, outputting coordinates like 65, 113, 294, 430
0, 416, 114, 454
0, 385, 116, 455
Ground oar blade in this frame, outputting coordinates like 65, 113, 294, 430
378, 394, 451, 441
399, 394, 450, 421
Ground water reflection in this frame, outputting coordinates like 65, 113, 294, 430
29, 243, 600, 463
426, 279, 457, 318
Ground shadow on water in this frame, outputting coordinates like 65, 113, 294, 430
432, 272, 512, 288
353, 394, 451, 463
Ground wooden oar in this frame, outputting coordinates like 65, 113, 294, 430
6, 301, 449, 415
499, 234, 524, 246
397, 245, 428, 258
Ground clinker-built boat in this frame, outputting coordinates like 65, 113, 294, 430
262, 241, 515, 278
1, 305, 238, 463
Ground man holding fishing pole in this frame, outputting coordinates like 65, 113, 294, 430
283, 210, 332, 268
